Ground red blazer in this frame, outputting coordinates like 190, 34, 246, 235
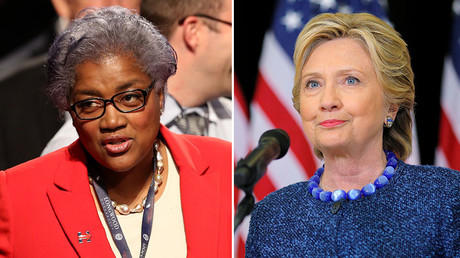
0, 125, 232, 258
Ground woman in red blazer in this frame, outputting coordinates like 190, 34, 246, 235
0, 6, 231, 258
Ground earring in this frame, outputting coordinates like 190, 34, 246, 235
385, 116, 394, 128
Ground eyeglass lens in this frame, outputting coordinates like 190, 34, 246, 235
74, 89, 146, 120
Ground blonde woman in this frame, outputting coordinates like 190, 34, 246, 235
246, 13, 460, 256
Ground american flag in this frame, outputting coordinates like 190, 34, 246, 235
436, 0, 460, 170
234, 0, 420, 256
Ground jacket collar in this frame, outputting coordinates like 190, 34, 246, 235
47, 141, 114, 257
159, 124, 209, 176
49, 125, 213, 257
52, 140, 88, 191
160, 125, 221, 256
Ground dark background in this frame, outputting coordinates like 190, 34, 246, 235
0, 1, 455, 166
235, 0, 455, 165
0, 0, 60, 170
0, 0, 55, 58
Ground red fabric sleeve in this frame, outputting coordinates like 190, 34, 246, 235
0, 171, 12, 257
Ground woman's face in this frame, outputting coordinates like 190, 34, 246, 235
71, 54, 163, 172
299, 38, 387, 156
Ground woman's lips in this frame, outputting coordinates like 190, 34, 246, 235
319, 119, 346, 127
102, 136, 132, 155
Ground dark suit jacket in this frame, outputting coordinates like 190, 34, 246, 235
0, 125, 232, 257
0, 54, 62, 170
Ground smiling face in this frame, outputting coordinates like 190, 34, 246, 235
299, 38, 388, 156
71, 54, 163, 173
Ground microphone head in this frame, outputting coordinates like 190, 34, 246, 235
260, 129, 290, 159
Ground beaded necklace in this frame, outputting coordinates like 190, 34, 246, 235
88, 140, 163, 257
308, 150, 398, 202
89, 141, 165, 215
110, 141, 165, 215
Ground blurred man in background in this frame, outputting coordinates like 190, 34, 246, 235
141, 0, 232, 140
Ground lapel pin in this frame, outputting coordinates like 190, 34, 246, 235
78, 231, 92, 243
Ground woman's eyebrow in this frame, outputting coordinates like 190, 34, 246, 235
72, 89, 101, 97
115, 80, 145, 91
73, 79, 147, 97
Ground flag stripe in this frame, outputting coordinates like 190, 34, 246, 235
438, 110, 460, 170
233, 77, 251, 258
250, 103, 310, 188
440, 57, 460, 139
255, 73, 318, 176
258, 32, 300, 121
234, 77, 249, 119
435, 147, 449, 168
234, 78, 250, 164
237, 236, 246, 258
253, 171, 277, 201
234, 186, 240, 211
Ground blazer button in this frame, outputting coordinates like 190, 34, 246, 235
331, 201, 341, 214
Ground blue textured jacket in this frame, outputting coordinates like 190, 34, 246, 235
246, 161, 460, 257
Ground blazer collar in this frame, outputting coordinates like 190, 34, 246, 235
160, 125, 221, 256
49, 126, 213, 257
52, 140, 87, 191
159, 124, 209, 176
47, 141, 114, 257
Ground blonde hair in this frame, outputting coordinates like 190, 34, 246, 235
292, 13, 415, 160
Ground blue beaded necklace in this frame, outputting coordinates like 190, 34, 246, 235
308, 150, 398, 202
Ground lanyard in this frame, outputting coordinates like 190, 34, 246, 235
88, 161, 156, 258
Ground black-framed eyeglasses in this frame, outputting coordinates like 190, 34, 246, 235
178, 14, 232, 27
70, 81, 155, 120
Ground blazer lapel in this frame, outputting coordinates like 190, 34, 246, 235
47, 141, 114, 257
160, 126, 220, 256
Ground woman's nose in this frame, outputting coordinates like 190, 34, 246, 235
99, 104, 127, 132
320, 84, 342, 111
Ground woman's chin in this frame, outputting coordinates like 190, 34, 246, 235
315, 139, 351, 155
98, 155, 137, 173
315, 133, 349, 148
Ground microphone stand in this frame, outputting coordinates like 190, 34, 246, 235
234, 160, 257, 232
234, 188, 255, 232
233, 128, 290, 232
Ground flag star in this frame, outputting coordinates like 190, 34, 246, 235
310, 0, 337, 11
281, 10, 303, 32
378, 0, 389, 9
338, 4, 352, 13
454, 0, 460, 16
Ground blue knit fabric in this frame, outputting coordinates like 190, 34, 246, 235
246, 161, 460, 257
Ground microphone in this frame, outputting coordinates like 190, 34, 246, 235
234, 128, 290, 190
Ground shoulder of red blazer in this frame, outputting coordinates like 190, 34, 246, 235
159, 124, 231, 176
3, 140, 87, 191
